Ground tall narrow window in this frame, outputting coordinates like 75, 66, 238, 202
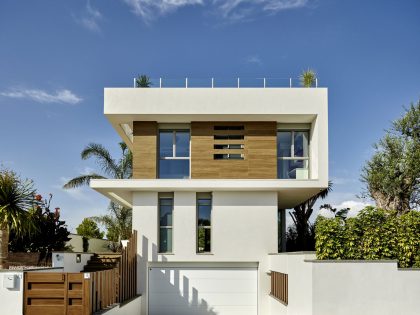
158, 194, 173, 253
159, 130, 190, 178
277, 131, 309, 179
197, 193, 212, 253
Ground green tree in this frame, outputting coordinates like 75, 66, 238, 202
361, 101, 420, 213
76, 218, 104, 239
135, 74, 152, 88
76, 218, 104, 252
0, 169, 35, 269
64, 142, 133, 246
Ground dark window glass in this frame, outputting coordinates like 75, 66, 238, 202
277, 131, 292, 157
214, 154, 244, 160
278, 159, 308, 179
159, 159, 189, 179
214, 126, 244, 130
214, 135, 244, 140
175, 131, 190, 157
214, 144, 243, 149
159, 228, 172, 253
294, 131, 309, 157
159, 131, 173, 158
198, 200, 211, 226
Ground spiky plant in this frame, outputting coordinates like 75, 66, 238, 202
300, 69, 317, 87
135, 74, 152, 88
0, 170, 36, 269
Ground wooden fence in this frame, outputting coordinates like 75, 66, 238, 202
270, 271, 288, 305
24, 230, 138, 315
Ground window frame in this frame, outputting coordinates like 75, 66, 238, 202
277, 130, 310, 179
158, 129, 191, 179
158, 195, 174, 254
196, 193, 212, 254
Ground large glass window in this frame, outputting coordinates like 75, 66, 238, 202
277, 131, 309, 179
159, 195, 173, 253
158, 130, 190, 179
197, 193, 212, 253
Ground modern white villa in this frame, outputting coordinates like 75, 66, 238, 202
90, 84, 329, 315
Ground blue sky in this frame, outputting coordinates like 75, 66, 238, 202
0, 0, 419, 232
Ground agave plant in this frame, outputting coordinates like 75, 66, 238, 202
135, 74, 152, 88
300, 69, 317, 87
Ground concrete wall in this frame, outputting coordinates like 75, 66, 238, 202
52, 252, 92, 272
101, 296, 142, 315
132, 190, 278, 315
311, 261, 420, 315
269, 253, 315, 315
66, 234, 112, 253
269, 253, 420, 315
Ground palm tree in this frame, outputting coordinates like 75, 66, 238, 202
135, 74, 152, 88
288, 181, 332, 251
300, 69, 316, 87
0, 170, 35, 269
63, 142, 133, 247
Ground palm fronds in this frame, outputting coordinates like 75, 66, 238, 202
63, 174, 106, 189
300, 69, 316, 87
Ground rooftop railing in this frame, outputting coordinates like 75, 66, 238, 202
132, 77, 319, 88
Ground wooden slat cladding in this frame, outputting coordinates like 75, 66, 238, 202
133, 121, 157, 179
270, 271, 288, 305
191, 121, 277, 179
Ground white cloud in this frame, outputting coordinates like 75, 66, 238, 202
245, 55, 262, 65
318, 200, 373, 218
0, 88, 82, 105
122, 0, 310, 22
75, 1, 103, 32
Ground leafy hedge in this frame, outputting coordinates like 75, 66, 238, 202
315, 207, 420, 268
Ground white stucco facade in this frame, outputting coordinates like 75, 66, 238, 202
91, 86, 330, 315
132, 191, 277, 315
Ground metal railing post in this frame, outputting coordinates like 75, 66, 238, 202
133, 78, 136, 88
289, 78, 292, 88
315, 78, 318, 88
186, 77, 188, 88
237, 77, 240, 88
211, 78, 214, 88
263, 78, 266, 88
159, 78, 162, 88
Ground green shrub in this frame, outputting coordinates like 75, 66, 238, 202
315, 207, 420, 268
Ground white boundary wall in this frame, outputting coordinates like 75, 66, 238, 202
0, 268, 64, 315
269, 253, 420, 315
52, 252, 92, 272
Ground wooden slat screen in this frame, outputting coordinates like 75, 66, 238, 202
270, 271, 288, 305
118, 230, 137, 302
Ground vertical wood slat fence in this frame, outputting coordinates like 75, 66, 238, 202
270, 271, 288, 305
24, 230, 137, 315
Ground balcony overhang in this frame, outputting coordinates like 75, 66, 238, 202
104, 88, 328, 149
90, 179, 329, 209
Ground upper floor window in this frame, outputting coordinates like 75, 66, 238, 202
277, 131, 309, 179
159, 130, 190, 178
197, 193, 212, 253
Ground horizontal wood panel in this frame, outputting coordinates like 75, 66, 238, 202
191, 121, 277, 179
26, 306, 65, 315
26, 274, 64, 283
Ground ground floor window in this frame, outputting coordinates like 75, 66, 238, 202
159, 193, 173, 253
197, 193, 212, 253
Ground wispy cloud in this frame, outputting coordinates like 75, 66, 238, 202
76, 1, 103, 32
245, 55, 262, 65
122, 0, 310, 22
0, 88, 82, 105
53, 177, 91, 202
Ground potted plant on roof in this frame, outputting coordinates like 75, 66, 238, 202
135, 74, 152, 88
300, 69, 317, 87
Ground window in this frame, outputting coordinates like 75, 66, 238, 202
214, 154, 244, 160
197, 193, 212, 253
277, 131, 309, 179
158, 194, 173, 253
159, 130, 190, 179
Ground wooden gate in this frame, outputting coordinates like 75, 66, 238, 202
24, 272, 90, 315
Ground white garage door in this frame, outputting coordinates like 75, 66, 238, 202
148, 267, 257, 315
